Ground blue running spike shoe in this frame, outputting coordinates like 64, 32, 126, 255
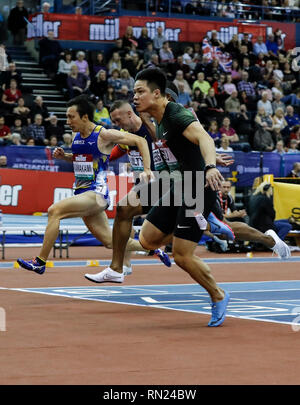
207, 212, 235, 241
17, 258, 46, 275
154, 248, 172, 267
208, 292, 230, 327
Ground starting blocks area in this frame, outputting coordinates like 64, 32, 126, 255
10, 280, 300, 326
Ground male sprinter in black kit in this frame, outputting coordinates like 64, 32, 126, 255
131, 68, 229, 326
133, 68, 229, 326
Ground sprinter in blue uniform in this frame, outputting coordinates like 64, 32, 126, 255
17, 95, 157, 280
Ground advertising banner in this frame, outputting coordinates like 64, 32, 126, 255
0, 169, 133, 217
27, 13, 296, 50
273, 181, 300, 220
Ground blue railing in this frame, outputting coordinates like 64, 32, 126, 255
58, 0, 300, 21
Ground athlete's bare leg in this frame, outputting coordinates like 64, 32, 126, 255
224, 219, 275, 248
39, 191, 106, 261
110, 198, 145, 273
39, 191, 147, 262
139, 221, 224, 302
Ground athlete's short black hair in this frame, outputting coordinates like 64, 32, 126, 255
135, 68, 167, 95
66, 94, 95, 121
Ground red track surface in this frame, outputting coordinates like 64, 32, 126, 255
1, 246, 300, 385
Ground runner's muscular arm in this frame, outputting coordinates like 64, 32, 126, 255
182, 121, 224, 190
100, 128, 153, 181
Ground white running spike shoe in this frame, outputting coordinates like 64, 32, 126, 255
85, 267, 124, 283
265, 229, 291, 260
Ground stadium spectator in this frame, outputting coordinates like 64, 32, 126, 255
108, 38, 125, 59
237, 71, 256, 100
1, 79, 22, 113
143, 42, 157, 64
169, 54, 191, 80
218, 179, 247, 222
94, 99, 111, 127
122, 26, 138, 52
224, 73, 237, 95
75, 51, 90, 77
75, 6, 82, 15
173, 70, 192, 95
285, 105, 300, 131
225, 34, 241, 60
107, 69, 122, 94
272, 140, 286, 155
56, 51, 76, 90
92, 69, 108, 99
41, 2, 51, 12
92, 52, 107, 77
11, 132, 22, 146
119, 69, 134, 93
271, 79, 284, 98
289, 125, 300, 148
207, 120, 222, 146
0, 115, 12, 144
255, 107, 274, 132
49, 135, 58, 147
46, 115, 64, 142
0, 155, 7, 167
272, 92, 286, 113
192, 72, 210, 95
137, 27, 152, 51
229, 59, 242, 81
118, 85, 131, 102
108, 52, 123, 76
248, 182, 292, 241
204, 87, 224, 119
153, 26, 167, 52
287, 139, 300, 153
12, 97, 31, 123
224, 90, 240, 114
10, 117, 27, 142
30, 96, 49, 121
159, 41, 175, 64
257, 91, 273, 116
182, 46, 195, 69
26, 137, 35, 146
241, 33, 253, 53
253, 35, 268, 57
61, 133, 73, 149
129, 53, 144, 76
103, 85, 116, 110
26, 114, 47, 146
235, 104, 253, 141
177, 82, 192, 107
216, 136, 233, 152
272, 108, 288, 135
287, 162, 300, 177
3, 62, 22, 90
209, 30, 225, 49
7, 0, 28, 45
67, 65, 91, 99
281, 88, 300, 107
39, 30, 63, 78
266, 34, 279, 58
253, 124, 274, 151
220, 117, 239, 144
282, 61, 297, 94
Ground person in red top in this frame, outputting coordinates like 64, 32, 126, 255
2, 79, 22, 112
289, 125, 300, 149
0, 115, 12, 144
219, 117, 239, 144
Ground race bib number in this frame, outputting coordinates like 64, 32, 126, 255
128, 150, 144, 171
153, 139, 179, 171
73, 154, 94, 180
